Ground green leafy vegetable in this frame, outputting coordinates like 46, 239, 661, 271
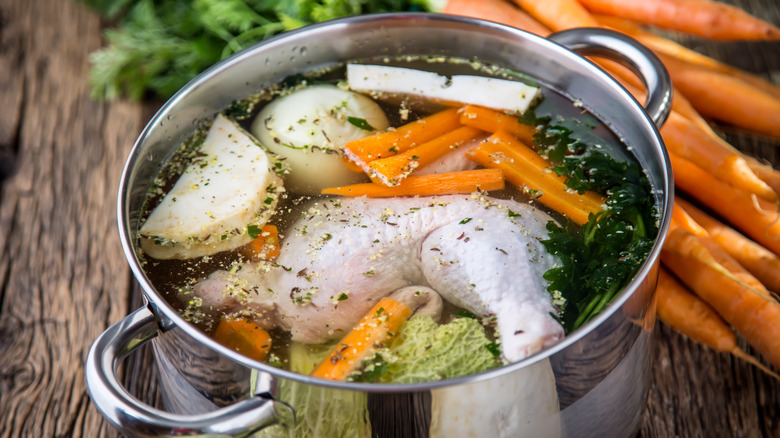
352, 315, 502, 383
529, 115, 659, 332
256, 341, 371, 438
80, 0, 433, 100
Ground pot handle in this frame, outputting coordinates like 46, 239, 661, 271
86, 306, 289, 437
548, 28, 672, 127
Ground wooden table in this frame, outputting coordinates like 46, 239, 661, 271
0, 0, 777, 436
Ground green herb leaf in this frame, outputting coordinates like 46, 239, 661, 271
347, 116, 375, 131
485, 342, 501, 357
247, 224, 261, 238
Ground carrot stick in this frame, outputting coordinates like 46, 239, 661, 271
212, 317, 272, 362
670, 152, 780, 257
658, 53, 780, 139
367, 126, 483, 186
311, 297, 412, 381
661, 112, 776, 201
467, 130, 605, 225
656, 268, 780, 379
322, 168, 505, 198
513, 0, 599, 31
243, 224, 281, 261
459, 105, 537, 146
676, 197, 780, 293
661, 231, 780, 370
343, 108, 462, 171
579, 0, 780, 40
443, 0, 551, 37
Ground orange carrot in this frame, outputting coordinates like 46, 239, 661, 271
656, 268, 780, 379
322, 168, 505, 198
661, 230, 780, 370
513, 0, 598, 31
467, 130, 604, 225
343, 108, 462, 171
670, 152, 780, 257
661, 112, 776, 201
677, 197, 780, 293
658, 53, 780, 139
594, 13, 780, 101
459, 105, 537, 146
212, 317, 272, 362
746, 156, 780, 197
367, 126, 483, 186
579, 0, 780, 40
443, 0, 551, 37
668, 210, 769, 294
311, 297, 412, 381
243, 224, 281, 261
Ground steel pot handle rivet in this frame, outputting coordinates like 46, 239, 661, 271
85, 306, 289, 437
548, 27, 673, 127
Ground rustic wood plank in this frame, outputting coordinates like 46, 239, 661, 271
0, 0, 146, 436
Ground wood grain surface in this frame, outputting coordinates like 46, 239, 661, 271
0, 0, 777, 437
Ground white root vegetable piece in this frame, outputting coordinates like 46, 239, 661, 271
347, 64, 541, 114
251, 84, 389, 195
139, 114, 284, 260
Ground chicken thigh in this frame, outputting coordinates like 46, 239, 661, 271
193, 194, 564, 362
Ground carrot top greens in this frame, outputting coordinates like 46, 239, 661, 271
524, 110, 659, 332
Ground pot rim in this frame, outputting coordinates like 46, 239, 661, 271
117, 12, 673, 392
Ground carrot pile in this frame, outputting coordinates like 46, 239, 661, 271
442, 0, 780, 377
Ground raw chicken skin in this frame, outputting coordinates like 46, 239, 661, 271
193, 194, 564, 362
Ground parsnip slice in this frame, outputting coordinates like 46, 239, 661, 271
347, 64, 541, 114
140, 114, 284, 260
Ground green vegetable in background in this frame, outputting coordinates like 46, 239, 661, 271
81, 0, 433, 101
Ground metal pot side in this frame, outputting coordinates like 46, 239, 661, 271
91, 13, 673, 438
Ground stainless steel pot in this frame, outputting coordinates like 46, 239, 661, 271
87, 13, 673, 438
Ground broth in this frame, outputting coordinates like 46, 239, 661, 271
138, 55, 658, 381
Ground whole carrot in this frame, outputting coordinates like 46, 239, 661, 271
661, 112, 776, 201
677, 197, 780, 294
656, 268, 779, 379
670, 152, 780, 257
579, 0, 780, 40
661, 232, 780, 370
513, 0, 598, 31
659, 53, 780, 139
443, 0, 551, 37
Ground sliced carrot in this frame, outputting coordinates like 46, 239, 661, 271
661, 112, 776, 201
656, 268, 780, 379
466, 130, 604, 225
580, 0, 780, 40
443, 0, 551, 37
322, 169, 505, 198
343, 108, 462, 171
367, 126, 483, 186
243, 224, 280, 261
311, 297, 412, 381
459, 105, 537, 146
661, 230, 780, 370
212, 317, 272, 362
513, 0, 599, 31
670, 152, 780, 257
677, 197, 780, 293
